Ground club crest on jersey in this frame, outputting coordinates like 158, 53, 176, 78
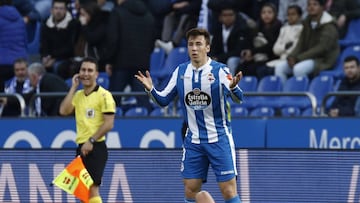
86, 108, 95, 118
207, 73, 215, 83
185, 88, 211, 110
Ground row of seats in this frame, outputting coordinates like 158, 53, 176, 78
235, 75, 336, 111
116, 105, 316, 118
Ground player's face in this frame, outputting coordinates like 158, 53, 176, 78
79, 61, 98, 87
187, 35, 210, 67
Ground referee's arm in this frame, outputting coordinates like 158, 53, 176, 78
59, 85, 77, 115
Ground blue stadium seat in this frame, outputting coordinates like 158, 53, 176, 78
301, 107, 319, 117
251, 76, 282, 108
149, 107, 166, 117
27, 21, 41, 55
65, 78, 83, 90
320, 45, 360, 79
239, 76, 258, 91
150, 47, 166, 85
302, 75, 335, 110
97, 72, 109, 89
115, 107, 123, 117
281, 107, 301, 117
231, 105, 249, 117
124, 106, 148, 117
154, 47, 189, 89
278, 76, 310, 108
249, 107, 275, 117
339, 18, 360, 47
237, 76, 258, 108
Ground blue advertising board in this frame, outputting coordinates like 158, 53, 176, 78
0, 118, 265, 149
1, 118, 360, 149
266, 118, 360, 149
0, 149, 359, 203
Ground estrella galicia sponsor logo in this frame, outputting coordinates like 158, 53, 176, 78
185, 88, 211, 110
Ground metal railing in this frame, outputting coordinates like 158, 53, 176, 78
244, 91, 318, 116
0, 93, 26, 117
27, 91, 150, 117
27, 91, 318, 117
320, 91, 360, 116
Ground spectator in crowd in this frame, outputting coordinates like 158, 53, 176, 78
266, 5, 303, 68
154, 0, 202, 54
207, 0, 256, 34
236, 2, 282, 79
277, 0, 307, 22
27, 62, 69, 116
209, 3, 253, 75
75, 1, 110, 72
328, 0, 360, 39
0, 0, 28, 91
40, 0, 80, 77
12, 0, 41, 24
328, 56, 360, 117
195, 190, 215, 203
0, 58, 33, 117
274, 0, 340, 84
104, 0, 155, 113
232, 0, 279, 23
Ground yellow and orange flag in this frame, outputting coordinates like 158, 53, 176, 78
52, 156, 93, 203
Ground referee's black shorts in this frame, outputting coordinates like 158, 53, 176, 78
76, 141, 108, 186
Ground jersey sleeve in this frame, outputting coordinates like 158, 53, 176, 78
71, 91, 80, 107
101, 90, 116, 113
149, 67, 179, 106
219, 67, 243, 103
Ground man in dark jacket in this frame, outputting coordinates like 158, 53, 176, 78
105, 0, 156, 113
329, 56, 360, 117
209, 4, 253, 75
28, 62, 69, 116
40, 0, 80, 75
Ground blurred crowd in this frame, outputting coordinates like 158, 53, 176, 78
1, 0, 360, 117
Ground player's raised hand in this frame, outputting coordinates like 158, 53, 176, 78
135, 70, 153, 91
229, 71, 242, 89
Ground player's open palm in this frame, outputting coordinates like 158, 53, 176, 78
135, 70, 153, 91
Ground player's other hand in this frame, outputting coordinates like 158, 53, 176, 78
135, 70, 153, 91
230, 71, 242, 89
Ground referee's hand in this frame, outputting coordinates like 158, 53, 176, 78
81, 141, 93, 156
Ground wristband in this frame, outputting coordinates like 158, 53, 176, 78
89, 137, 96, 144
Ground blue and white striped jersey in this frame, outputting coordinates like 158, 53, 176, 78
149, 58, 243, 143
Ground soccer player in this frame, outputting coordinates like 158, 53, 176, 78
135, 28, 243, 203
59, 57, 116, 203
